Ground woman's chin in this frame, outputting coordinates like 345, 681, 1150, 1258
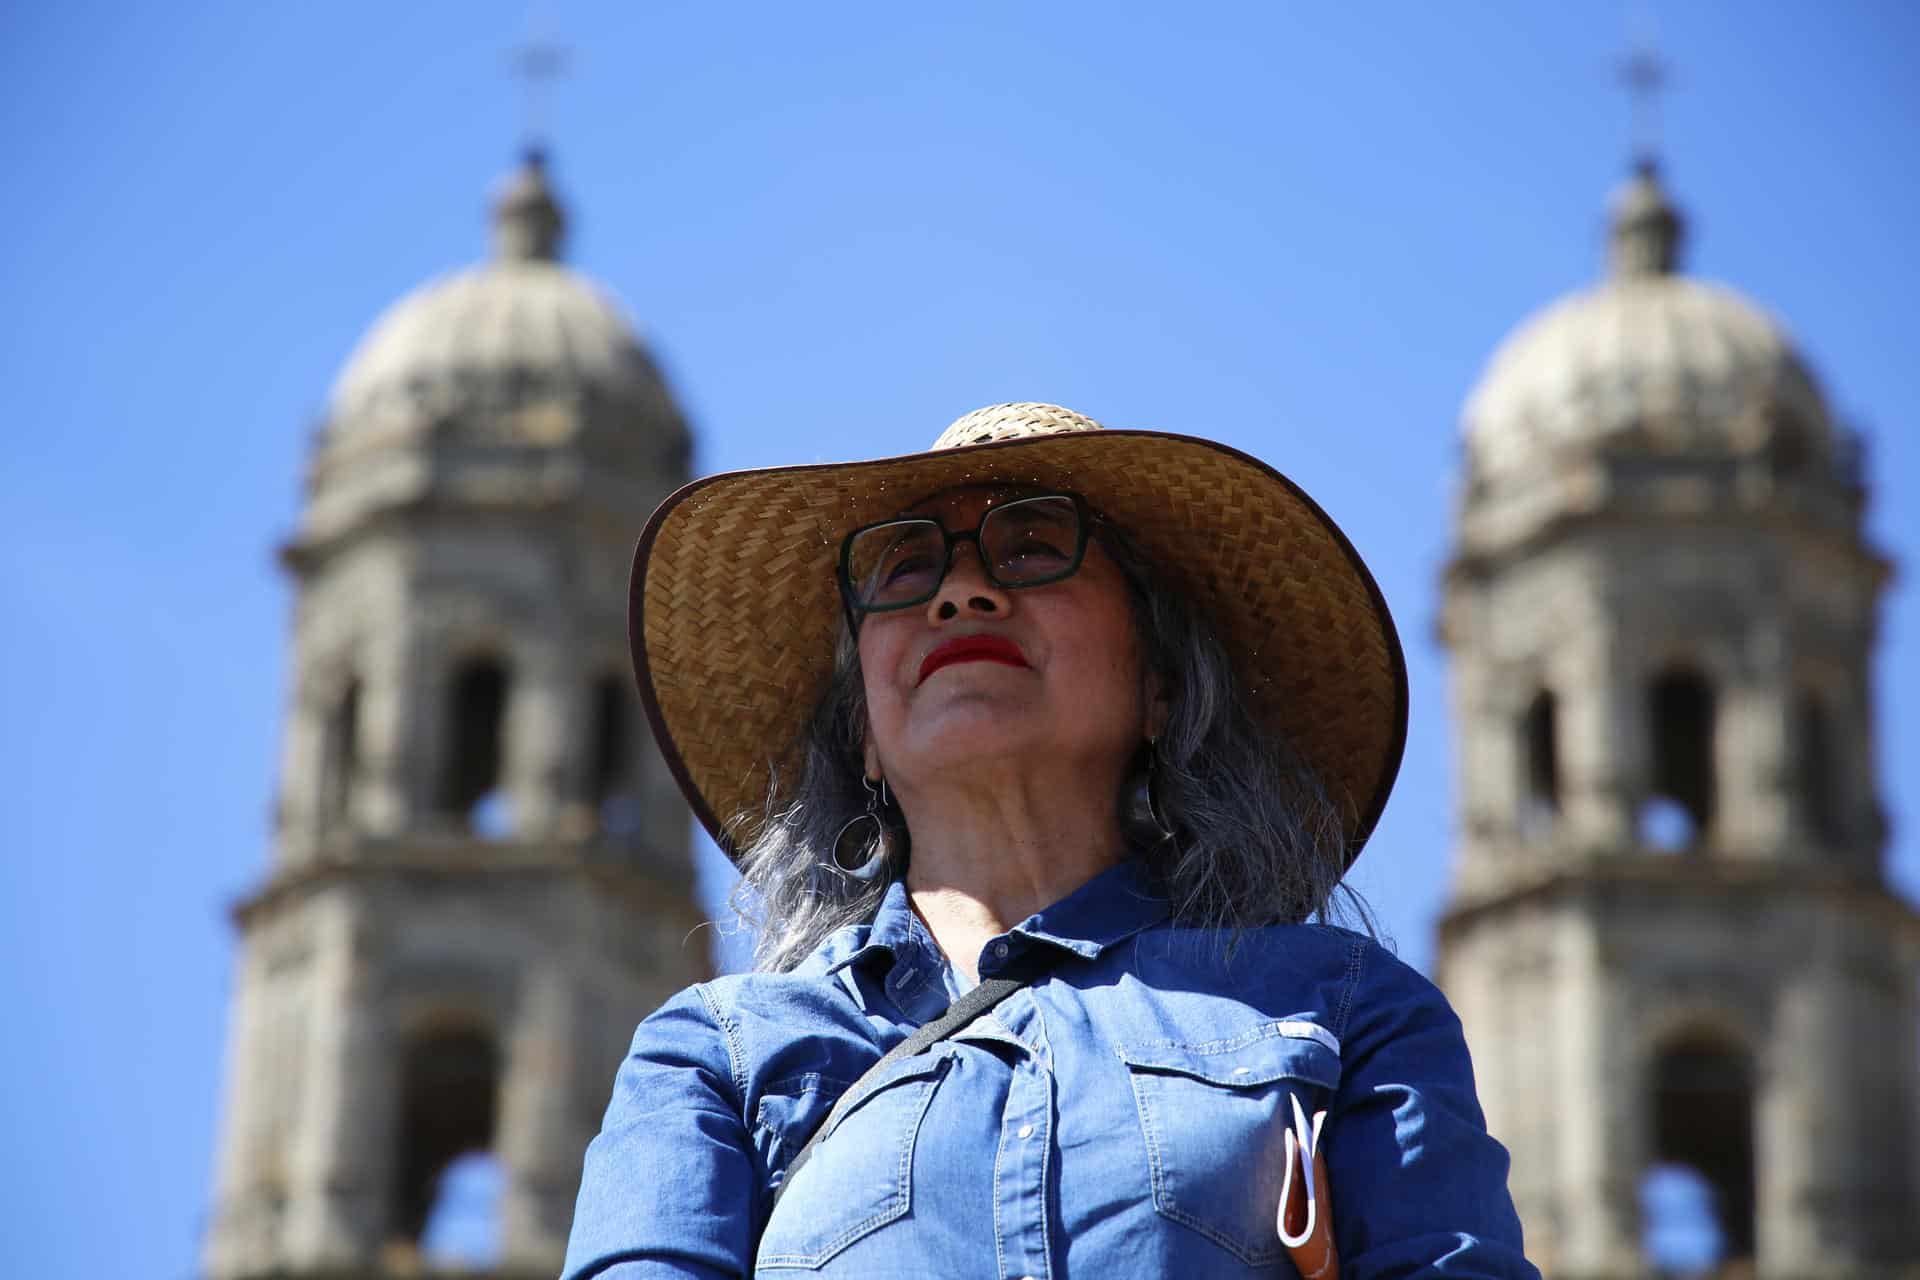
896, 699, 1046, 768
894, 703, 1131, 786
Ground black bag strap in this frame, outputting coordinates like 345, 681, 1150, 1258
771, 960, 1049, 1208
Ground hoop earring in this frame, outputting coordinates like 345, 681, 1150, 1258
832, 776, 894, 881
1122, 739, 1177, 848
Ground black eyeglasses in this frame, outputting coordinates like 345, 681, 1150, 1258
837, 492, 1096, 632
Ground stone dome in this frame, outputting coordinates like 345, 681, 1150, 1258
322, 150, 675, 447
1462, 165, 1832, 491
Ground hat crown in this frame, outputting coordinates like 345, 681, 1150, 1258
931, 402, 1104, 451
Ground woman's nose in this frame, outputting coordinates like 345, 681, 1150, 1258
926, 539, 1012, 623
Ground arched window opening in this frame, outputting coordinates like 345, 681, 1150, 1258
1639, 1163, 1723, 1277
441, 659, 510, 836
1640, 668, 1715, 852
390, 1028, 500, 1259
1519, 690, 1560, 836
1649, 1037, 1755, 1269
1793, 692, 1841, 845
1638, 797, 1695, 852
419, 1149, 505, 1268
588, 675, 641, 835
319, 678, 360, 828
1767, 416, 1811, 481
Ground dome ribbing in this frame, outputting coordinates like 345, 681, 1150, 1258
1463, 165, 1831, 493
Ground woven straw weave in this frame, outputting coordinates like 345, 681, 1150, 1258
630, 404, 1407, 866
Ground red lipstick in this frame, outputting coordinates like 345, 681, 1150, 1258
918, 634, 1030, 684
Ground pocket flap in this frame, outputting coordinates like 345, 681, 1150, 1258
1117, 1020, 1341, 1090
820, 1050, 951, 1141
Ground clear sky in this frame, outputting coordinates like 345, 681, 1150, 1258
3, 3, 1916, 1276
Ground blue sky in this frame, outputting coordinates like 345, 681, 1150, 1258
3, 3, 1916, 1276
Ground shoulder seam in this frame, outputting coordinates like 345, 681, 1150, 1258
694, 982, 750, 1098
1333, 935, 1366, 1042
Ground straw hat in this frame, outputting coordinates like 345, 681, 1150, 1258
630, 402, 1408, 868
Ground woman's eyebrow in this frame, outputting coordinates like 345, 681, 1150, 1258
1016, 503, 1075, 528
902, 484, 1035, 520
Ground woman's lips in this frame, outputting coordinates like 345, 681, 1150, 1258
918, 635, 1031, 684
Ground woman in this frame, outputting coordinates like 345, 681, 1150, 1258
563, 403, 1536, 1278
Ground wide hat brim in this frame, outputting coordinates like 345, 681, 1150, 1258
630, 415, 1408, 870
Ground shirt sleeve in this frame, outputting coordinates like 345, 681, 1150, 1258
1327, 941, 1541, 1279
561, 983, 763, 1280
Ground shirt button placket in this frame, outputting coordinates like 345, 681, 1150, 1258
995, 1035, 1054, 1280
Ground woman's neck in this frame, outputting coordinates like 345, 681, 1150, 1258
897, 774, 1126, 982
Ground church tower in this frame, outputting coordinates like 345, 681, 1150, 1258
1437, 161, 1918, 1277
204, 151, 708, 1278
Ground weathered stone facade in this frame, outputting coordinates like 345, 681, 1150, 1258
203, 152, 707, 1279
1438, 164, 1919, 1277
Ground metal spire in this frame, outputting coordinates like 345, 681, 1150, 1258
509, 36, 570, 159
510, 13, 568, 159
1616, 20, 1672, 171
495, 15, 571, 262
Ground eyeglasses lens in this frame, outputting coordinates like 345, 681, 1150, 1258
982, 496, 1081, 585
845, 495, 1083, 612
848, 521, 947, 608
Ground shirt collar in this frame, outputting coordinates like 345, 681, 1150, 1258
822, 878, 923, 978
1007, 857, 1170, 960
822, 857, 1169, 977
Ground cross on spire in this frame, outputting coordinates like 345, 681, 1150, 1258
510, 37, 570, 156
1617, 38, 1671, 170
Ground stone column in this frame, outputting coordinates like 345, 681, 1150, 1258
507, 630, 578, 840
358, 610, 415, 838
397, 621, 449, 831
1714, 610, 1786, 857
497, 960, 588, 1270
203, 946, 275, 1279
281, 895, 394, 1268
1563, 629, 1634, 851
1553, 915, 1641, 1275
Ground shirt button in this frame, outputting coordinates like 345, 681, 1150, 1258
1017, 1123, 1035, 1139
991, 941, 1010, 959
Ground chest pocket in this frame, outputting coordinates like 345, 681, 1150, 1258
755, 1051, 952, 1270
1117, 1020, 1342, 1267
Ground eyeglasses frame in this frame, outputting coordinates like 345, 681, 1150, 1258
836, 491, 1101, 635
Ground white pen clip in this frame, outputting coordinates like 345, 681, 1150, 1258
1276, 1092, 1328, 1249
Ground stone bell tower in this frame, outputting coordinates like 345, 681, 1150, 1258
203, 150, 708, 1278
1437, 162, 1918, 1278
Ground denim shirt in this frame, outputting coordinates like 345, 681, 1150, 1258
563, 860, 1537, 1279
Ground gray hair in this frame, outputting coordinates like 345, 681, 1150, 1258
728, 525, 1372, 973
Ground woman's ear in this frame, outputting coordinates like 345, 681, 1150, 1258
862, 725, 882, 782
